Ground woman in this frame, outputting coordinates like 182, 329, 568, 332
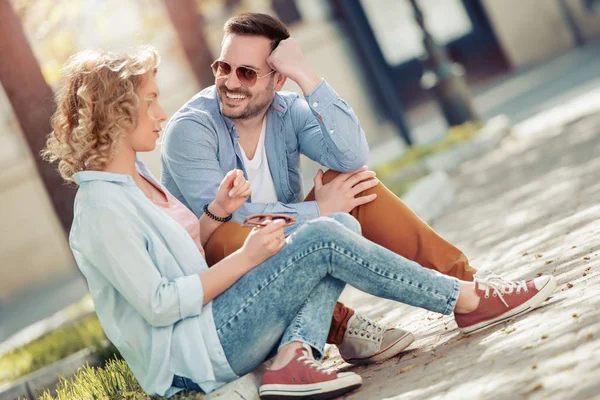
43, 47, 557, 400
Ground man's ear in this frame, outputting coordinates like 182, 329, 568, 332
274, 73, 287, 91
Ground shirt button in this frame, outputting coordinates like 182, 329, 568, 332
329, 129, 334, 134
312, 102, 318, 108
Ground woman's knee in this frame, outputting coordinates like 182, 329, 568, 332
299, 215, 361, 241
327, 212, 362, 235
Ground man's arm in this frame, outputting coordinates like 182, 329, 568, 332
161, 117, 320, 232
267, 38, 369, 171
293, 80, 369, 171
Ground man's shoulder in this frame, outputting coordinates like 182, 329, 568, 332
168, 85, 221, 126
163, 86, 222, 140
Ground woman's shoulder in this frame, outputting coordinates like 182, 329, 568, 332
73, 181, 141, 222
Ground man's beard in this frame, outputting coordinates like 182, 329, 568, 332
218, 80, 274, 120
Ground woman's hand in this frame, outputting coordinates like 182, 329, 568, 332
212, 169, 251, 216
239, 219, 286, 266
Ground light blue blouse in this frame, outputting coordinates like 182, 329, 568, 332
69, 160, 237, 397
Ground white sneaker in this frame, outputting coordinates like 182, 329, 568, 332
337, 314, 414, 365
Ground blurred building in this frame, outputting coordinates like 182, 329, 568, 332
1, 0, 600, 339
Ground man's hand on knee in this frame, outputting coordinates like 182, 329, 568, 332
313, 166, 379, 216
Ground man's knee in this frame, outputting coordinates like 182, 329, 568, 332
322, 169, 342, 185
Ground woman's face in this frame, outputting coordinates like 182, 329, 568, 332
127, 72, 167, 152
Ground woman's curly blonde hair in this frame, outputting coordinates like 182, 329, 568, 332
42, 46, 160, 182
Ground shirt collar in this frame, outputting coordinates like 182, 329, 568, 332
72, 158, 154, 186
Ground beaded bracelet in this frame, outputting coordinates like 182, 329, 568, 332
203, 204, 233, 223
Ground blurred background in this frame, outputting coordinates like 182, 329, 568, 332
2, 0, 600, 385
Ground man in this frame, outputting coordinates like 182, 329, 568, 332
161, 13, 477, 366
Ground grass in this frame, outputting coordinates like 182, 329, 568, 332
375, 121, 483, 178
0, 314, 111, 386
35, 358, 204, 400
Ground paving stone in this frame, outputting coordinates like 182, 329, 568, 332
333, 100, 600, 399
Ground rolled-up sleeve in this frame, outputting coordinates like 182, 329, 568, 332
295, 80, 369, 172
71, 206, 204, 327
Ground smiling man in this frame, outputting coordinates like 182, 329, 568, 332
161, 13, 478, 371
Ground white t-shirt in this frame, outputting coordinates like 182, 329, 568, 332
240, 119, 278, 204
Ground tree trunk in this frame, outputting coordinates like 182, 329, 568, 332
163, 0, 215, 89
0, 0, 75, 234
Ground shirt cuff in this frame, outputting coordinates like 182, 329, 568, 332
175, 274, 204, 319
304, 80, 338, 115
282, 201, 321, 236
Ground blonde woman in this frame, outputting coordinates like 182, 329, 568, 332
44, 47, 557, 400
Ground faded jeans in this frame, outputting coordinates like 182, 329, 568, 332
211, 213, 460, 376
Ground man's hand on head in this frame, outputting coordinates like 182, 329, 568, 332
267, 38, 322, 95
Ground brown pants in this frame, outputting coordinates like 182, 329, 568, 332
205, 170, 477, 344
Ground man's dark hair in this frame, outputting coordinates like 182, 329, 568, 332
224, 13, 290, 51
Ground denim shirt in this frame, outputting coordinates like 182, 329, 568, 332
69, 160, 237, 397
161, 80, 369, 233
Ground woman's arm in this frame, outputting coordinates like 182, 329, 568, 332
199, 219, 286, 303
198, 169, 251, 247
73, 206, 205, 327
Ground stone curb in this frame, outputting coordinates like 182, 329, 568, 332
422, 115, 511, 173
0, 349, 101, 400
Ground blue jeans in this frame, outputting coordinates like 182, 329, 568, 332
211, 213, 460, 376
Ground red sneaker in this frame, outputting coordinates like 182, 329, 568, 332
455, 275, 557, 334
259, 343, 362, 400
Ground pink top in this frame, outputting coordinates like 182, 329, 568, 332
149, 181, 206, 258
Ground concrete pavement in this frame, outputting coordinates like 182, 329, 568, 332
328, 87, 600, 400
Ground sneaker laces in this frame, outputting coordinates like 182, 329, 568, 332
348, 314, 385, 341
475, 275, 529, 308
297, 345, 332, 375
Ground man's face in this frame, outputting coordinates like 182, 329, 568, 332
216, 34, 279, 120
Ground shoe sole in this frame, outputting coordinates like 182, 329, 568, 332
259, 373, 362, 400
343, 331, 415, 365
460, 276, 557, 335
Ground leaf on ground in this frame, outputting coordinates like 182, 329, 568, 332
545, 260, 553, 265
532, 383, 543, 391
572, 314, 579, 318
584, 256, 591, 260
587, 334, 594, 341
535, 254, 543, 258
541, 335, 549, 340
531, 364, 537, 370
567, 283, 574, 289
522, 252, 528, 256
535, 273, 543, 277
396, 364, 417, 374
571, 246, 577, 249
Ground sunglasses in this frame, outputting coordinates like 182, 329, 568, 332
211, 60, 275, 87
242, 214, 296, 228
